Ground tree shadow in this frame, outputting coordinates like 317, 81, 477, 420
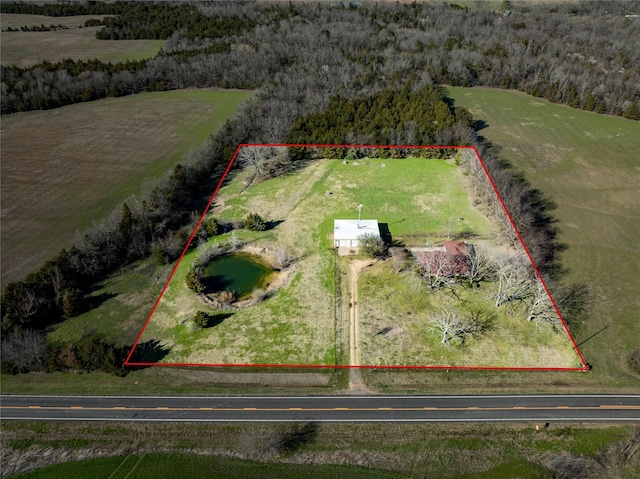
473, 119, 489, 131
201, 312, 233, 328
452, 228, 479, 240
278, 422, 319, 454
265, 219, 285, 231
389, 218, 406, 226
127, 340, 171, 366
203, 275, 233, 294
83, 291, 117, 311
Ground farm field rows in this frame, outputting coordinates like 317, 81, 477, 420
131, 155, 580, 369
1, 89, 251, 285
1, 13, 164, 67
445, 87, 640, 383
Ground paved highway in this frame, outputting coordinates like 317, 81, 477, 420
2, 394, 639, 423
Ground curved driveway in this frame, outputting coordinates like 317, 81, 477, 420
2, 394, 639, 423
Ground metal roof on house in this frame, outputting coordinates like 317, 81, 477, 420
333, 219, 380, 241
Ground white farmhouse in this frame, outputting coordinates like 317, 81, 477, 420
333, 219, 381, 248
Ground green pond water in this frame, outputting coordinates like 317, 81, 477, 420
203, 253, 275, 299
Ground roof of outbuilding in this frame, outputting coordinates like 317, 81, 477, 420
333, 219, 380, 241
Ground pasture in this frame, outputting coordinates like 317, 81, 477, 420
1, 89, 251, 285
1, 14, 164, 67
132, 156, 577, 368
12, 453, 407, 479
446, 86, 640, 383
4, 421, 633, 479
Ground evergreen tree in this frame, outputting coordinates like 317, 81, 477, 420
245, 213, 266, 231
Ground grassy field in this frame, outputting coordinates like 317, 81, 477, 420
359, 261, 579, 368
12, 454, 408, 479
130, 156, 578, 368
445, 87, 640, 385
1, 89, 251, 286
136, 157, 492, 366
46, 260, 163, 347
1, 14, 164, 67
3, 421, 637, 479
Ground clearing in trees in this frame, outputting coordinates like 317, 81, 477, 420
127, 145, 585, 370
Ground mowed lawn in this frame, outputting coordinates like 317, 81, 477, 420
133, 157, 500, 366
1, 89, 251, 285
1, 14, 164, 67
446, 87, 640, 383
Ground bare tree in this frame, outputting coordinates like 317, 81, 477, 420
526, 279, 562, 331
415, 252, 449, 290
429, 307, 494, 347
14, 289, 45, 325
466, 246, 489, 287
238, 425, 285, 460
238, 146, 288, 181
0, 329, 48, 373
493, 253, 531, 309
430, 308, 462, 346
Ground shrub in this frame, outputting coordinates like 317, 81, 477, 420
204, 217, 220, 236
627, 349, 640, 374
152, 245, 170, 266
185, 268, 205, 293
358, 233, 387, 258
61, 288, 85, 317
244, 212, 266, 231
193, 310, 211, 328
218, 290, 236, 305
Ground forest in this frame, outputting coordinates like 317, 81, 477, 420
1, 1, 639, 117
1, 0, 635, 374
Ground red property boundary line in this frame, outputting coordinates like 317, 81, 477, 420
124, 143, 589, 372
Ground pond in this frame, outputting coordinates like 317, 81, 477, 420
202, 253, 276, 300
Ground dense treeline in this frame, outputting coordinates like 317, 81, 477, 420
1, 329, 130, 376
287, 85, 473, 147
0, 1, 259, 40
3, 24, 69, 32
1, 58, 152, 111
2, 1, 638, 117
96, 3, 257, 40
0, 1, 125, 16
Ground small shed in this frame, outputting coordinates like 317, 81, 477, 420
333, 219, 380, 247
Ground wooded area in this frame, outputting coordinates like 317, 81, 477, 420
1, 1, 638, 117
1, 0, 635, 374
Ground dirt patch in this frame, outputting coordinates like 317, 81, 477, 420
346, 258, 377, 394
